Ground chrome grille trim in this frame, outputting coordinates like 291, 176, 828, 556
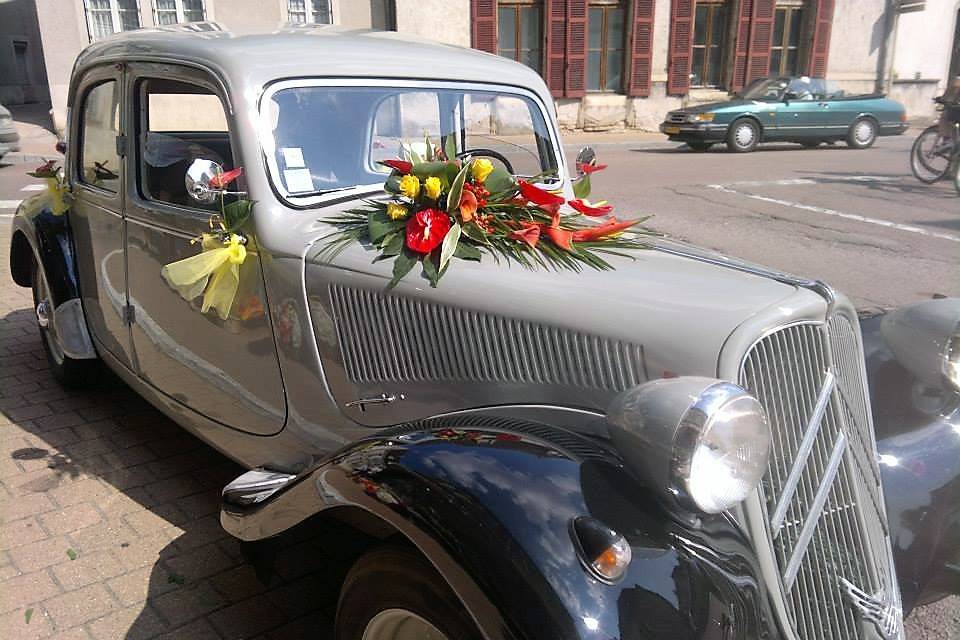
667, 112, 688, 124
739, 318, 903, 640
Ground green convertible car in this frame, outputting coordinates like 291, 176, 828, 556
660, 76, 908, 152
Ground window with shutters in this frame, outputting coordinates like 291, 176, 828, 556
497, 1, 544, 74
691, 1, 728, 88
769, 2, 804, 76
84, 0, 142, 41
287, 0, 333, 24
587, 1, 626, 92
153, 0, 205, 25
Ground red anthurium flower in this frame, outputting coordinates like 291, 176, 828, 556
459, 190, 478, 223
545, 225, 573, 250
379, 159, 413, 174
518, 180, 565, 208
509, 223, 541, 249
406, 208, 451, 254
571, 217, 641, 242
36, 160, 57, 175
209, 167, 243, 189
568, 199, 613, 217
577, 162, 608, 175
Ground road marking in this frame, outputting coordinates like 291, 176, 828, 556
707, 175, 899, 188
707, 184, 960, 244
0, 213, 13, 218
21, 184, 45, 192
0, 200, 22, 210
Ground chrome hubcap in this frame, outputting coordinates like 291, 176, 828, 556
735, 124, 755, 147
855, 121, 874, 143
361, 609, 449, 640
34, 268, 64, 364
36, 300, 50, 328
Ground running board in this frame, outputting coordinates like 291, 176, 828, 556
222, 468, 297, 509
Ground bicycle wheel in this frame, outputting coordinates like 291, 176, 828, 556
911, 126, 955, 183
954, 153, 960, 196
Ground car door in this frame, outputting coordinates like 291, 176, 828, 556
68, 65, 135, 369
776, 78, 825, 138
122, 63, 285, 435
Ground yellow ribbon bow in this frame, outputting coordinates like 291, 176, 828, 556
46, 177, 69, 216
161, 233, 247, 320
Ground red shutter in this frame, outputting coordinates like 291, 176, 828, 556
565, 0, 589, 98
746, 0, 775, 85
731, 0, 754, 91
545, 0, 568, 97
667, 0, 694, 96
807, 0, 835, 77
626, 0, 656, 97
471, 0, 497, 55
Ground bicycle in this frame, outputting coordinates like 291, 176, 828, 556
910, 95, 959, 184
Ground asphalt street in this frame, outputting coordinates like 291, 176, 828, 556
2, 131, 959, 638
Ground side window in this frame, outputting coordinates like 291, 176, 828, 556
137, 78, 233, 210
79, 80, 121, 193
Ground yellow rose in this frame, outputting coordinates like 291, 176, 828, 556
387, 202, 409, 220
423, 176, 442, 200
399, 174, 420, 199
472, 158, 494, 183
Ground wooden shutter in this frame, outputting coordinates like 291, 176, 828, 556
807, 0, 835, 77
746, 0, 776, 85
667, 0, 694, 96
626, 0, 656, 97
471, 0, 497, 54
565, 0, 589, 98
731, 0, 754, 91
545, 0, 568, 97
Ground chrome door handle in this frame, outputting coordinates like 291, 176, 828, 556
345, 393, 405, 410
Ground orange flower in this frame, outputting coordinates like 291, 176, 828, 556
568, 199, 613, 217
509, 223, 541, 248
209, 167, 243, 189
518, 180, 565, 208
545, 226, 573, 250
571, 217, 640, 242
459, 190, 478, 223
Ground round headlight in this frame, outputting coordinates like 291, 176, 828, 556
606, 377, 771, 515
672, 384, 770, 514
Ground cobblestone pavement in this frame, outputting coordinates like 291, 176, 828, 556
0, 219, 354, 638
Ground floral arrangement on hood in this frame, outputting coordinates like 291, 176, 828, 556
319, 141, 654, 287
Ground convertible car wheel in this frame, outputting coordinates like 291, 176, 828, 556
31, 259, 98, 387
727, 119, 759, 153
335, 546, 482, 640
847, 117, 878, 149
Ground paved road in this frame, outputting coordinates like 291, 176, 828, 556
2, 133, 959, 638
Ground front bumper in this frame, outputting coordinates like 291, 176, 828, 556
659, 121, 728, 142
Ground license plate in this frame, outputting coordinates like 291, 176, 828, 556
664, 126, 680, 134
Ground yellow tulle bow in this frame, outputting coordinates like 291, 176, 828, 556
161, 233, 248, 320
46, 178, 69, 216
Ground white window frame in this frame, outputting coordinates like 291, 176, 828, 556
287, 0, 333, 25
83, 0, 142, 41
152, 0, 207, 25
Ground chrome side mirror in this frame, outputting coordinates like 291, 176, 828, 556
575, 146, 597, 177
185, 158, 224, 204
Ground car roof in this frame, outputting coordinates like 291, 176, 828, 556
71, 23, 551, 107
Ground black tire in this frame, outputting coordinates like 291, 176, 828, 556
686, 142, 712, 152
336, 545, 482, 640
846, 117, 878, 149
911, 125, 955, 183
801, 140, 822, 149
726, 119, 760, 153
31, 260, 99, 388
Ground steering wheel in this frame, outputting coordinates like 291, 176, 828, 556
456, 148, 514, 175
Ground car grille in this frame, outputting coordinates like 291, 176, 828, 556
666, 112, 688, 124
739, 318, 902, 640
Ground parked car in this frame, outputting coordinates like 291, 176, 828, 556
660, 76, 908, 152
8, 26, 959, 640
0, 103, 21, 161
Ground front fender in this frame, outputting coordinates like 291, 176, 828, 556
223, 417, 778, 639
861, 311, 960, 612
10, 193, 81, 306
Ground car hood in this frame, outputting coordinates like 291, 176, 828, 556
301, 222, 828, 426
675, 99, 757, 114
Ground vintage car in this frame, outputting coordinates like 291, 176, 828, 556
660, 76, 909, 152
7, 25, 960, 640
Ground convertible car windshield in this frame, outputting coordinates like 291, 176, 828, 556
261, 83, 558, 204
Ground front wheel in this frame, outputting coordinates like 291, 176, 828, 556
846, 117, 878, 149
336, 545, 482, 640
726, 119, 760, 152
911, 125, 955, 183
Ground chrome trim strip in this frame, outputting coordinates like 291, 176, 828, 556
770, 371, 836, 536
782, 431, 847, 591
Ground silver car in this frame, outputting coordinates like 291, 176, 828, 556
8, 25, 960, 640
0, 103, 21, 161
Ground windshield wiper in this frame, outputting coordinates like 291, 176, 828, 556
287, 185, 374, 198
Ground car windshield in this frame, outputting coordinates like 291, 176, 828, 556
260, 83, 559, 206
740, 77, 790, 101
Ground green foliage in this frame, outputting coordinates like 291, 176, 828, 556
25, 608, 34, 624
66, 548, 77, 561
446, 163, 471, 215
438, 222, 461, 272
572, 173, 592, 199
484, 166, 515, 194
223, 199, 253, 233
390, 248, 418, 288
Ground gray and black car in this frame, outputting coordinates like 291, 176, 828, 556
8, 25, 959, 640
